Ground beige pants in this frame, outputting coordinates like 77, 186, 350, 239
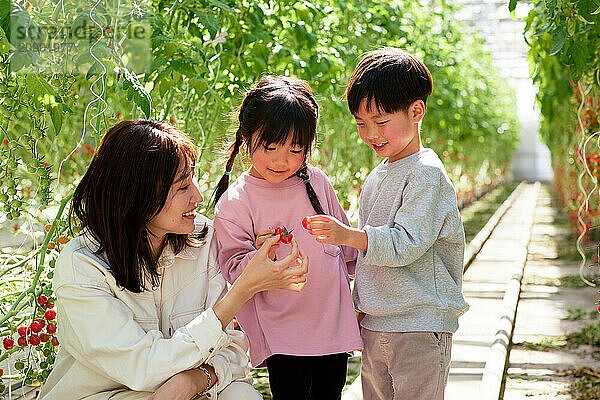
360, 329, 452, 400
101, 381, 262, 400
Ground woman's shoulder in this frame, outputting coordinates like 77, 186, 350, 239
54, 234, 114, 287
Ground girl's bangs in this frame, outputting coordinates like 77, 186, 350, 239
250, 104, 315, 153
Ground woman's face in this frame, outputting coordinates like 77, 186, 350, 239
146, 164, 203, 247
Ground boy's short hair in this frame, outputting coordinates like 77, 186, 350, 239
345, 47, 433, 114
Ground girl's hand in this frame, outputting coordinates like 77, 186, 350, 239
304, 215, 368, 251
149, 366, 215, 400
256, 228, 280, 260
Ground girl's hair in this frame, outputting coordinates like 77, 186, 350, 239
70, 119, 207, 293
211, 75, 324, 214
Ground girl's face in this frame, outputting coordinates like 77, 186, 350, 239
146, 164, 203, 250
249, 134, 306, 184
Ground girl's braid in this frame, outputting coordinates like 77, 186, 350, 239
295, 165, 325, 215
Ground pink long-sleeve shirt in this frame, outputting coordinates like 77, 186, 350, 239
214, 166, 362, 367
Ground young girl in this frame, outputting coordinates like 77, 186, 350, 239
212, 76, 362, 400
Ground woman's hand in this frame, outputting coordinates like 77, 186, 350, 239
212, 236, 308, 329
255, 228, 280, 260
304, 215, 367, 251
149, 365, 215, 400
242, 236, 308, 293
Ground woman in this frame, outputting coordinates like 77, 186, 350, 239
39, 120, 308, 400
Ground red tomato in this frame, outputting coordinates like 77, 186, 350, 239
45, 309, 57, 321
28, 334, 41, 346
3, 337, 14, 350
30, 321, 42, 333
302, 216, 310, 230
37, 294, 48, 306
46, 323, 57, 334
17, 326, 30, 337
279, 226, 294, 244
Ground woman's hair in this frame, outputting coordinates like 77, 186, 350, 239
211, 75, 325, 214
70, 119, 207, 293
345, 47, 433, 115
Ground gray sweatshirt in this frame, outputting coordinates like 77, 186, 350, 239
354, 148, 469, 333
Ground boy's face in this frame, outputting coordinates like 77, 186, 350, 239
353, 99, 424, 163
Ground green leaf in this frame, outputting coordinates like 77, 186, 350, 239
148, 53, 168, 76
508, 0, 518, 12
191, 9, 220, 37
86, 62, 100, 80
170, 59, 196, 77
122, 68, 152, 118
189, 77, 208, 94
550, 27, 566, 55
25, 74, 63, 133
0, 22, 10, 55
49, 103, 63, 134
188, 23, 202, 38
208, 0, 235, 13
534, 20, 554, 36
592, 4, 600, 15
0, 0, 10, 35
25, 74, 55, 109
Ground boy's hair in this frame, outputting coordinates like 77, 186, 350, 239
211, 75, 325, 214
345, 47, 433, 114
71, 119, 207, 293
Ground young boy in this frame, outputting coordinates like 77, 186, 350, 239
306, 47, 469, 399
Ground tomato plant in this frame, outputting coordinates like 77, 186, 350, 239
513, 0, 599, 243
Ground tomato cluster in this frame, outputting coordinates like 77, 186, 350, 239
0, 287, 60, 388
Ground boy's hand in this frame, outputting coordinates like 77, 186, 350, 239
256, 228, 280, 260
304, 215, 368, 251
304, 215, 350, 245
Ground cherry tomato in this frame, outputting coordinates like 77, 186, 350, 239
302, 216, 310, 230
46, 323, 57, 334
30, 321, 42, 333
37, 294, 48, 306
279, 226, 294, 244
17, 326, 30, 337
28, 334, 41, 346
3, 337, 14, 350
45, 309, 57, 321
274, 227, 284, 237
